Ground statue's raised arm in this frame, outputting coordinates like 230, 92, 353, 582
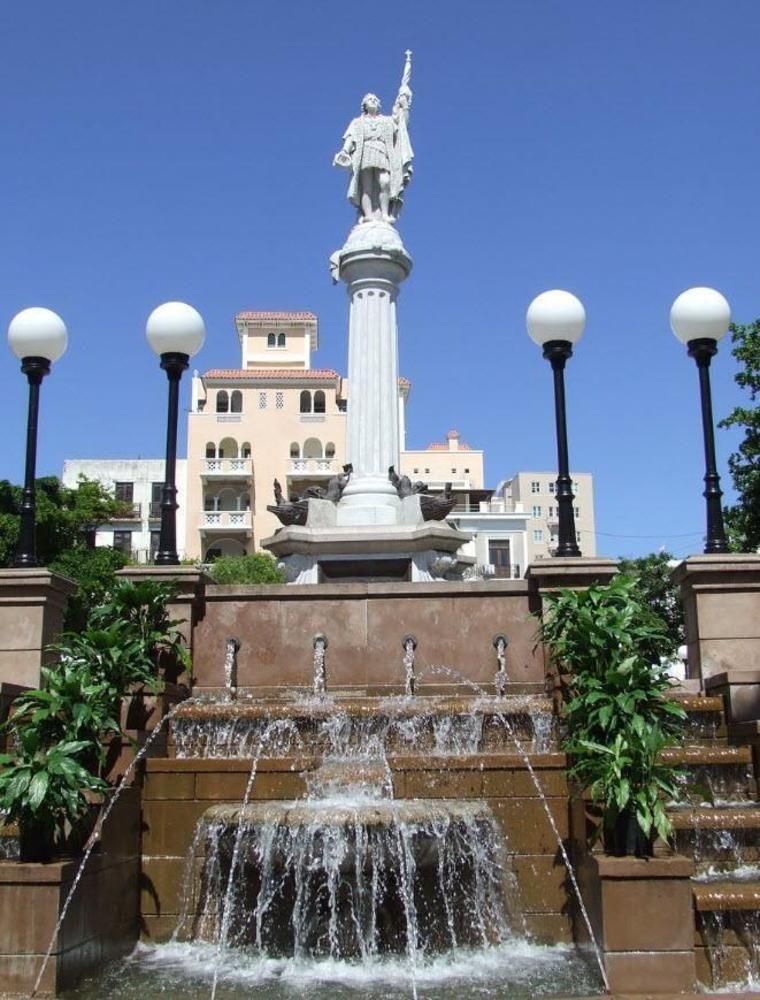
333, 51, 415, 225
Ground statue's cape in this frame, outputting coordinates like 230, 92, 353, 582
343, 114, 413, 207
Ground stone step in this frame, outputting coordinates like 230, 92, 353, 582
662, 746, 751, 765
693, 881, 760, 911
669, 808, 760, 830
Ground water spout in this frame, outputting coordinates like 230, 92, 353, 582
223, 637, 240, 701
313, 633, 328, 697
402, 634, 417, 697
492, 633, 509, 697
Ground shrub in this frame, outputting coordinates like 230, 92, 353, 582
50, 545, 128, 631
209, 552, 285, 585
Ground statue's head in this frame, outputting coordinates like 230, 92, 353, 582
361, 93, 381, 115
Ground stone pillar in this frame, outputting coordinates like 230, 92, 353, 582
335, 220, 412, 526
0, 569, 76, 689
577, 853, 696, 993
671, 553, 760, 683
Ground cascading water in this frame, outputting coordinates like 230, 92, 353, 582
223, 636, 240, 701
313, 633, 327, 697
492, 633, 508, 698
402, 634, 417, 697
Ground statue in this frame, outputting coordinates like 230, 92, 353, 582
388, 465, 428, 499
333, 51, 414, 224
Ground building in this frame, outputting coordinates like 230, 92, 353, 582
61, 458, 187, 563
503, 471, 596, 563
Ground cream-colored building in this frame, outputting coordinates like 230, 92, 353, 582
503, 471, 596, 563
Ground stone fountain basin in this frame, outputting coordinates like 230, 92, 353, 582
201, 798, 494, 829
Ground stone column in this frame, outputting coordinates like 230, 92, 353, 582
0, 569, 76, 689
671, 553, 760, 683
335, 221, 412, 526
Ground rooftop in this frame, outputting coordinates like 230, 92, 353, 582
205, 368, 340, 381
235, 310, 317, 321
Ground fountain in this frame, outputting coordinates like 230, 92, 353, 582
492, 633, 509, 697
313, 632, 328, 697
402, 634, 417, 697
223, 636, 240, 701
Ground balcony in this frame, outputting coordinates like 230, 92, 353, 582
450, 499, 520, 514
202, 458, 253, 480
200, 510, 252, 533
113, 503, 142, 520
481, 563, 522, 580
288, 458, 336, 476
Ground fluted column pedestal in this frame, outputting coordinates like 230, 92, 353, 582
337, 222, 411, 526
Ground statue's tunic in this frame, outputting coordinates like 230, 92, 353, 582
342, 113, 411, 209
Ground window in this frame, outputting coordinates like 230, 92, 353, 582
290, 442, 300, 458
258, 392, 267, 409
325, 442, 336, 459
150, 531, 160, 562
205, 443, 216, 459
241, 442, 251, 459
451, 468, 457, 474
574, 506, 580, 517
533, 529, 544, 542
464, 467, 470, 473
548, 506, 555, 518
267, 333, 276, 347
216, 390, 229, 413
413, 468, 419, 474
549, 482, 555, 494
299, 390, 312, 413
313, 390, 326, 413
424, 468, 430, 474
113, 530, 132, 554
488, 540, 512, 578
275, 391, 284, 409
531, 481, 540, 493
230, 390, 242, 413
277, 332, 286, 348
532, 505, 541, 518
150, 482, 162, 518
114, 482, 133, 503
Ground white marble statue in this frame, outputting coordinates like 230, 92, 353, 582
333, 51, 414, 224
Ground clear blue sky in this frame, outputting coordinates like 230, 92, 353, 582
0, 1, 757, 558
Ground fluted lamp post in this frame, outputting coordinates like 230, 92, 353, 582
7, 308, 68, 568
146, 302, 205, 565
526, 290, 586, 558
670, 287, 731, 554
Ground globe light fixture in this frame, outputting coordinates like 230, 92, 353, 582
7, 308, 69, 567
526, 290, 585, 558
146, 302, 205, 565
670, 287, 730, 554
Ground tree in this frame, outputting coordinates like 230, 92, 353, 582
0, 476, 130, 568
719, 321, 760, 552
617, 551, 684, 651
49, 546, 128, 631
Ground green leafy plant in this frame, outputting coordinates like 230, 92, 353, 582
0, 733, 108, 861
209, 552, 285, 585
49, 545, 129, 631
538, 575, 687, 854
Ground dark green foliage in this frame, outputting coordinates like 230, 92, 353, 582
537, 575, 686, 848
617, 551, 684, 650
49, 546, 128, 631
1, 579, 188, 859
209, 552, 285, 585
719, 321, 760, 552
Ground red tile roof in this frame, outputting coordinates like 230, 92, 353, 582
235, 311, 317, 321
205, 368, 339, 381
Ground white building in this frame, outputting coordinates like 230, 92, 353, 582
61, 459, 188, 563
503, 471, 597, 563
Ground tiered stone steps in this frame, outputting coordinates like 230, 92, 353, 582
668, 692, 760, 989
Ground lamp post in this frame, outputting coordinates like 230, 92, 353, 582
7, 308, 68, 568
670, 286, 731, 554
146, 302, 205, 565
526, 290, 586, 558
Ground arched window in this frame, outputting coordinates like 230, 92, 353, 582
277, 332, 286, 348
218, 488, 238, 511
205, 442, 216, 459
325, 442, 336, 459
218, 437, 238, 459
299, 390, 312, 413
230, 390, 242, 413
241, 442, 252, 459
290, 442, 300, 459
204, 494, 217, 511
267, 333, 276, 347
216, 390, 229, 413
303, 437, 322, 459
313, 390, 326, 414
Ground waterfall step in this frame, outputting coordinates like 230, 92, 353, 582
693, 882, 760, 911
669, 807, 760, 830
201, 799, 495, 828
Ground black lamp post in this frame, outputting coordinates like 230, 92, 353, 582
146, 302, 206, 565
527, 290, 586, 558
7, 308, 68, 568
670, 287, 731, 555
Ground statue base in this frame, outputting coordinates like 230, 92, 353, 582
260, 519, 474, 585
